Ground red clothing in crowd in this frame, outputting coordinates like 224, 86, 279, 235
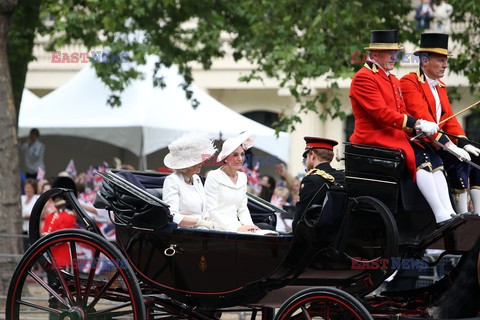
42, 210, 76, 267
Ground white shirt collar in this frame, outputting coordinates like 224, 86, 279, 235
424, 72, 439, 87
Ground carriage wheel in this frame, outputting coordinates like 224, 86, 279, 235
6, 229, 146, 319
341, 196, 398, 263
274, 287, 372, 320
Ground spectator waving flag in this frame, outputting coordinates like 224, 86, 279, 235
36, 166, 46, 181
65, 159, 77, 178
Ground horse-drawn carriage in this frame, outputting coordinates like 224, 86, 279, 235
6, 143, 480, 319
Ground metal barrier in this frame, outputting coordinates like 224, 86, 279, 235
416, 253, 461, 288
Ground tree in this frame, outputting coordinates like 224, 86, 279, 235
0, 0, 20, 295
448, 0, 480, 93
40, 0, 413, 131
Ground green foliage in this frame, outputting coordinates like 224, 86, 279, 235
35, 0, 479, 132
448, 0, 480, 98
37, 0, 413, 133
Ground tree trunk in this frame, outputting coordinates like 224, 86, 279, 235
0, 0, 20, 298
7, 0, 41, 123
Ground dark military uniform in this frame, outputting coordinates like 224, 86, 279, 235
293, 162, 345, 229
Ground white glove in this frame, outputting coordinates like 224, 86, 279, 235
415, 119, 439, 136
195, 218, 218, 230
447, 143, 471, 162
464, 144, 480, 157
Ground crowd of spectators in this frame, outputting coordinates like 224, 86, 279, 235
415, 0, 453, 33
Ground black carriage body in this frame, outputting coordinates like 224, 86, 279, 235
18, 146, 480, 319
116, 226, 292, 306
94, 169, 401, 308
344, 143, 480, 250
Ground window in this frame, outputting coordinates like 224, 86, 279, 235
465, 112, 480, 142
242, 111, 279, 129
345, 114, 355, 142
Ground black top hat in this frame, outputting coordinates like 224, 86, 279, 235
52, 176, 77, 195
364, 30, 403, 51
302, 136, 338, 157
414, 33, 452, 56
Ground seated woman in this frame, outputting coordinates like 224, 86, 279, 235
163, 132, 218, 229
204, 132, 261, 233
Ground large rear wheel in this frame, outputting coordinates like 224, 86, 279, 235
6, 229, 145, 319
274, 287, 372, 320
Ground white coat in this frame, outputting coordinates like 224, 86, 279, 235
163, 172, 207, 224
204, 168, 253, 231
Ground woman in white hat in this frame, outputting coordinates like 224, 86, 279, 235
204, 132, 261, 233
163, 132, 218, 229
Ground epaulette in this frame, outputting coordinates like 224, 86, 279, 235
306, 169, 335, 183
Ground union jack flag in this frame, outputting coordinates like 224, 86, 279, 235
242, 161, 260, 194
65, 159, 77, 178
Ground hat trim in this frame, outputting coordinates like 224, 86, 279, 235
217, 132, 253, 163
414, 47, 452, 56
164, 152, 215, 170
364, 42, 404, 51
306, 142, 336, 151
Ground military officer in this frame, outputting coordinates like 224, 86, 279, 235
400, 33, 480, 214
293, 137, 345, 229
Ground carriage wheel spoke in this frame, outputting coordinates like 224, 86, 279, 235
46, 248, 75, 306
88, 270, 120, 309
27, 271, 69, 308
17, 299, 63, 314
300, 305, 311, 320
89, 301, 133, 317
69, 241, 82, 303
325, 301, 330, 320
82, 248, 100, 307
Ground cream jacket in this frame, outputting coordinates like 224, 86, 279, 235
204, 168, 253, 231
163, 172, 207, 224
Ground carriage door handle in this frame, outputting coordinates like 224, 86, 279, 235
164, 244, 183, 256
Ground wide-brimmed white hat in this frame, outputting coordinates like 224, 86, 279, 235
163, 132, 217, 170
217, 131, 254, 162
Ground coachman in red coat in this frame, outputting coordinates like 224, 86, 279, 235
400, 33, 480, 214
349, 30, 420, 178
349, 30, 457, 226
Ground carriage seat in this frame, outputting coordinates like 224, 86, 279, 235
146, 188, 163, 199
303, 184, 346, 230
112, 171, 167, 200
344, 143, 405, 214
344, 143, 432, 217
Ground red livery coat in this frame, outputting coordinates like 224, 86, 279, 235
349, 62, 418, 178
400, 69, 466, 145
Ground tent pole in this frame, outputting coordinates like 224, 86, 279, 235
139, 128, 146, 170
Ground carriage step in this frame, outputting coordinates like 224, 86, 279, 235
412, 214, 480, 251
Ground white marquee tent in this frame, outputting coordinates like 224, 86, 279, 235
19, 61, 290, 170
